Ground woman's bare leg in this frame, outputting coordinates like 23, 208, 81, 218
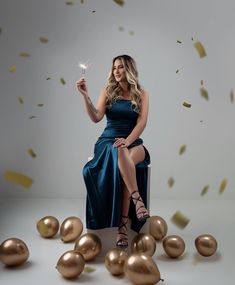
116, 145, 149, 247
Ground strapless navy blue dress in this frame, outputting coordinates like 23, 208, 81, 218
83, 99, 150, 232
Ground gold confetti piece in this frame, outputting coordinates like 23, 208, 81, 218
83, 266, 96, 273
19, 52, 30, 57
28, 148, 37, 158
80, 0, 84, 3
194, 41, 206, 58
200, 80, 204, 86
113, 0, 125, 6
168, 177, 175, 188
39, 37, 49, 43
171, 211, 190, 229
176, 69, 179, 73
182, 101, 191, 108
129, 31, 134, 36
37, 103, 44, 107
65, 1, 74, 5
179, 144, 186, 155
176, 40, 182, 44
200, 87, 209, 100
46, 77, 51, 80
4, 170, 33, 189
219, 178, 227, 194
60, 77, 66, 85
29, 115, 36, 119
9, 64, 16, 73
118, 26, 124, 31
18, 96, 24, 104
200, 185, 209, 196
230, 89, 234, 103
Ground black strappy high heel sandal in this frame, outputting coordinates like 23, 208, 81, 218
130, 190, 150, 222
116, 215, 129, 248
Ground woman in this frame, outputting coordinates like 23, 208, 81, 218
76, 55, 150, 248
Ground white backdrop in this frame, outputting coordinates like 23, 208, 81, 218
0, 0, 234, 199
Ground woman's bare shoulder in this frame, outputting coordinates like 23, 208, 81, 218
141, 89, 149, 100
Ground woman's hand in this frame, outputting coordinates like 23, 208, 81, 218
113, 138, 130, 148
76, 77, 88, 97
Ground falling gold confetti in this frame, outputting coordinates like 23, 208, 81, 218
46, 77, 51, 80
18, 97, 24, 104
9, 64, 16, 73
200, 87, 209, 100
176, 40, 182, 44
29, 116, 36, 119
113, 0, 125, 6
194, 41, 206, 58
176, 69, 179, 73
19, 52, 30, 58
4, 170, 33, 189
219, 178, 227, 194
200, 185, 209, 196
200, 80, 204, 86
168, 177, 175, 188
37, 103, 44, 107
80, 0, 84, 3
179, 144, 186, 155
129, 30, 134, 36
83, 266, 96, 273
28, 148, 37, 158
118, 26, 124, 31
230, 89, 234, 103
65, 0, 74, 5
39, 37, 49, 43
171, 211, 190, 229
182, 101, 191, 108
60, 78, 66, 85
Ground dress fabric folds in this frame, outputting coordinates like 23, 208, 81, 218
83, 99, 150, 233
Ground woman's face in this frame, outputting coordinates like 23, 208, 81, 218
113, 59, 126, 82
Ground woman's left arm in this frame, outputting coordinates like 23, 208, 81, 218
126, 91, 149, 146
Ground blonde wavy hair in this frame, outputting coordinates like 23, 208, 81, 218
106, 55, 143, 113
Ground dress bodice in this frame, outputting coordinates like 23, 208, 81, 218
100, 100, 139, 138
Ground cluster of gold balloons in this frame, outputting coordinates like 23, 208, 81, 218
105, 249, 163, 284
36, 215, 102, 279
103, 216, 218, 284
0, 213, 218, 283
105, 234, 162, 284
149, 215, 218, 258
36, 215, 83, 242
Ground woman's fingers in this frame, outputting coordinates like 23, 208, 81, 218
113, 138, 126, 147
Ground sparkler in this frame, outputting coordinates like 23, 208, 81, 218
79, 63, 88, 77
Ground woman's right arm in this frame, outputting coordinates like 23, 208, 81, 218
76, 78, 107, 123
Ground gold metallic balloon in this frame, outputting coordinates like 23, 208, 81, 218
163, 235, 185, 258
0, 238, 29, 266
195, 234, 217, 257
74, 233, 102, 261
105, 248, 128, 276
131, 233, 156, 257
60, 216, 83, 243
149, 216, 168, 241
56, 250, 85, 279
125, 253, 162, 285
36, 216, 59, 238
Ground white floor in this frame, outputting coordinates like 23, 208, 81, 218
0, 198, 234, 285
